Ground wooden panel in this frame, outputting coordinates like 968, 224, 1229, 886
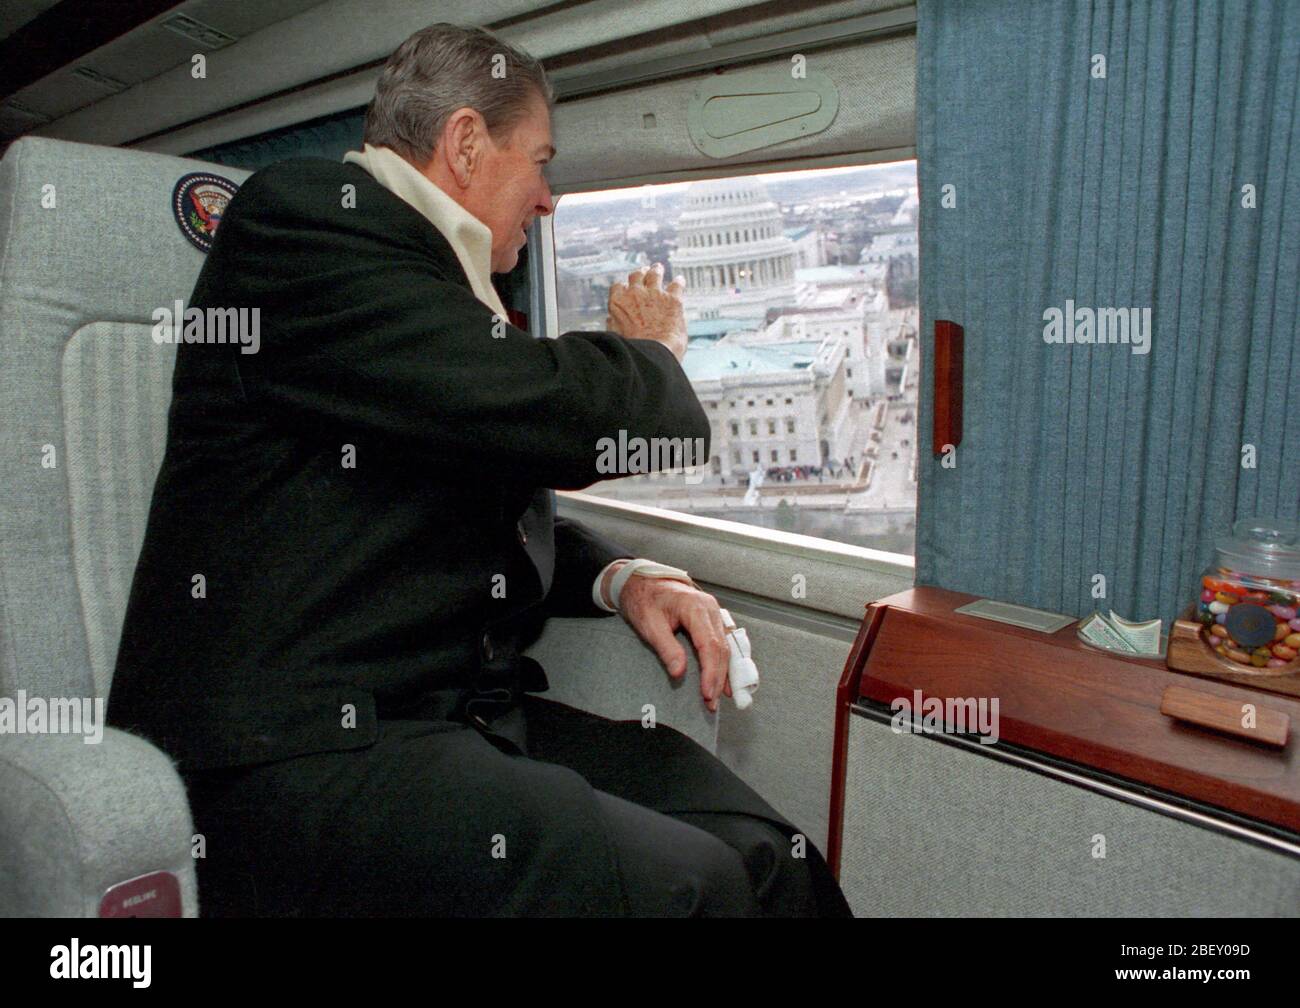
1160, 685, 1289, 748
828, 602, 885, 874
931, 320, 963, 455
850, 587, 1300, 835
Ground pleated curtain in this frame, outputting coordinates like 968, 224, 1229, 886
915, 0, 1299, 626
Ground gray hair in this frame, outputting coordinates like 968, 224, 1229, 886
362, 22, 554, 166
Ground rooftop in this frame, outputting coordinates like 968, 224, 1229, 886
557, 252, 644, 277
794, 264, 874, 284
682, 338, 822, 382
686, 317, 756, 338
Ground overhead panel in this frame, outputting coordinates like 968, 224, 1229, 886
35, 0, 768, 149
687, 68, 838, 158
548, 31, 914, 191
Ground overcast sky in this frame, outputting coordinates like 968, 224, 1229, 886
556, 159, 915, 207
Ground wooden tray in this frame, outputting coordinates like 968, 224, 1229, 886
1166, 608, 1300, 699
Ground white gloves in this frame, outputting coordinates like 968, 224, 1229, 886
719, 608, 759, 709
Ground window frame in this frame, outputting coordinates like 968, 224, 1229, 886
558, 490, 914, 577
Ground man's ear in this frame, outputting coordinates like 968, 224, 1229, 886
442, 107, 483, 189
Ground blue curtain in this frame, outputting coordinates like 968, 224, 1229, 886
187, 107, 365, 170
915, 0, 1299, 627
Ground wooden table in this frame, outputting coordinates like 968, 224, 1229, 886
828, 586, 1300, 872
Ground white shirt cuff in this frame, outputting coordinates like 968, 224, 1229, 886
592, 558, 696, 612
592, 559, 633, 612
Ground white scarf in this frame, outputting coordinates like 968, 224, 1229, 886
342, 143, 509, 319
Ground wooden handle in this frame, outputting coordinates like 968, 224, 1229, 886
932, 320, 963, 456
1159, 685, 1290, 748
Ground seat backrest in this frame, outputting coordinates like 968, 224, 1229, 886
0, 137, 251, 701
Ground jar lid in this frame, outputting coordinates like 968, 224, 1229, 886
1215, 518, 1300, 579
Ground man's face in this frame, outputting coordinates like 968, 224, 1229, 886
462, 93, 555, 274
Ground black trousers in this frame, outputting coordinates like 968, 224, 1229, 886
184, 694, 851, 917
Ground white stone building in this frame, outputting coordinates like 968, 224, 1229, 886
785, 225, 827, 269
669, 177, 799, 322
682, 334, 861, 479
755, 294, 889, 402
858, 230, 918, 264
556, 249, 648, 315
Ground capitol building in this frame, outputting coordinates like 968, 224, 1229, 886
669, 177, 799, 320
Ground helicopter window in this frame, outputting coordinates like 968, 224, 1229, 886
553, 160, 919, 554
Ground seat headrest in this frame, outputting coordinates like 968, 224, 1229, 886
0, 136, 252, 322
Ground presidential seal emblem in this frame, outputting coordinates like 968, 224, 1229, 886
172, 172, 239, 252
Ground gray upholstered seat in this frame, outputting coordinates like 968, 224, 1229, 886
0, 137, 254, 916
0, 135, 716, 918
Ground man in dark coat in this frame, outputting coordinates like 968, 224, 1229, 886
109, 22, 850, 917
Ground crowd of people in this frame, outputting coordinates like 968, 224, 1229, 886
753, 457, 860, 483
717, 457, 863, 486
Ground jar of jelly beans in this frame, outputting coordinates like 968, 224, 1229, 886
1197, 519, 1300, 671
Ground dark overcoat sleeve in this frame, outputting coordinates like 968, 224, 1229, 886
545, 514, 633, 619
221, 167, 709, 493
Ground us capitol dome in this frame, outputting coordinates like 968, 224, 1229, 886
669, 177, 798, 321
